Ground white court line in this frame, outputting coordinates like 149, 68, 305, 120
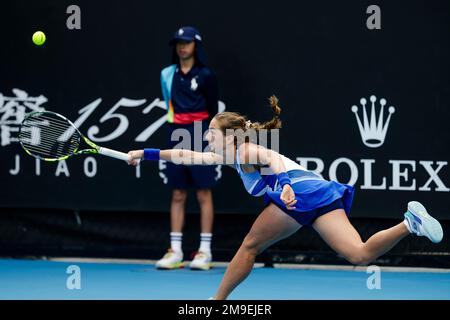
47, 257, 264, 268
45, 257, 450, 273
272, 263, 450, 273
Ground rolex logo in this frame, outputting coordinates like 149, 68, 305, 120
351, 95, 395, 148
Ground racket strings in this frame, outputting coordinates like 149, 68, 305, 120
20, 127, 79, 157
21, 140, 78, 155
19, 113, 81, 159
26, 116, 78, 133
20, 126, 79, 158
22, 123, 76, 141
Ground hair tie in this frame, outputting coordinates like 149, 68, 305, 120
245, 120, 252, 129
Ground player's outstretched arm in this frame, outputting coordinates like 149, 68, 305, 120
127, 148, 224, 166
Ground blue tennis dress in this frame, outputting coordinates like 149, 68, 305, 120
234, 149, 355, 226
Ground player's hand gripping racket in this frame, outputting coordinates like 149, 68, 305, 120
19, 111, 134, 163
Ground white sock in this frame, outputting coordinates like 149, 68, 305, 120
199, 233, 212, 254
403, 219, 413, 233
170, 232, 183, 254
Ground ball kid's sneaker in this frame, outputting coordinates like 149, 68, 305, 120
404, 201, 443, 244
155, 249, 184, 270
189, 251, 213, 270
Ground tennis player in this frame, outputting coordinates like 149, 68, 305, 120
127, 96, 444, 300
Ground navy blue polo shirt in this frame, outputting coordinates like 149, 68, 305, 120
169, 64, 218, 124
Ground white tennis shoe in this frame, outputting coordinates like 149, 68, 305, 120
155, 249, 184, 269
404, 201, 443, 244
190, 251, 213, 270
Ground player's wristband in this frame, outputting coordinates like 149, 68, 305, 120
277, 172, 291, 188
143, 148, 160, 161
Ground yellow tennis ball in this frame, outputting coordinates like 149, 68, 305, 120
32, 31, 46, 46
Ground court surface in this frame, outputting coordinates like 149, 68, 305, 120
1, 258, 449, 300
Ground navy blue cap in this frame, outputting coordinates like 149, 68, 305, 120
169, 26, 202, 45
170, 26, 208, 66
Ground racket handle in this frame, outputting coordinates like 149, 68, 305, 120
99, 147, 141, 164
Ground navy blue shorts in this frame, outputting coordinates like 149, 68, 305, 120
164, 121, 220, 189
271, 198, 346, 227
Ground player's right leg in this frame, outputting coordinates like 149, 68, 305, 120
213, 203, 302, 300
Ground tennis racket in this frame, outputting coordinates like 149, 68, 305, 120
19, 111, 131, 162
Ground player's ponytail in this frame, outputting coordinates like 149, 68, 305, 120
214, 95, 282, 133
245, 95, 282, 130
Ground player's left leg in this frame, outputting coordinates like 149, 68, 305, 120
312, 209, 408, 265
312, 201, 443, 266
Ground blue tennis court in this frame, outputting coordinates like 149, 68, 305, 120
1, 259, 449, 300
